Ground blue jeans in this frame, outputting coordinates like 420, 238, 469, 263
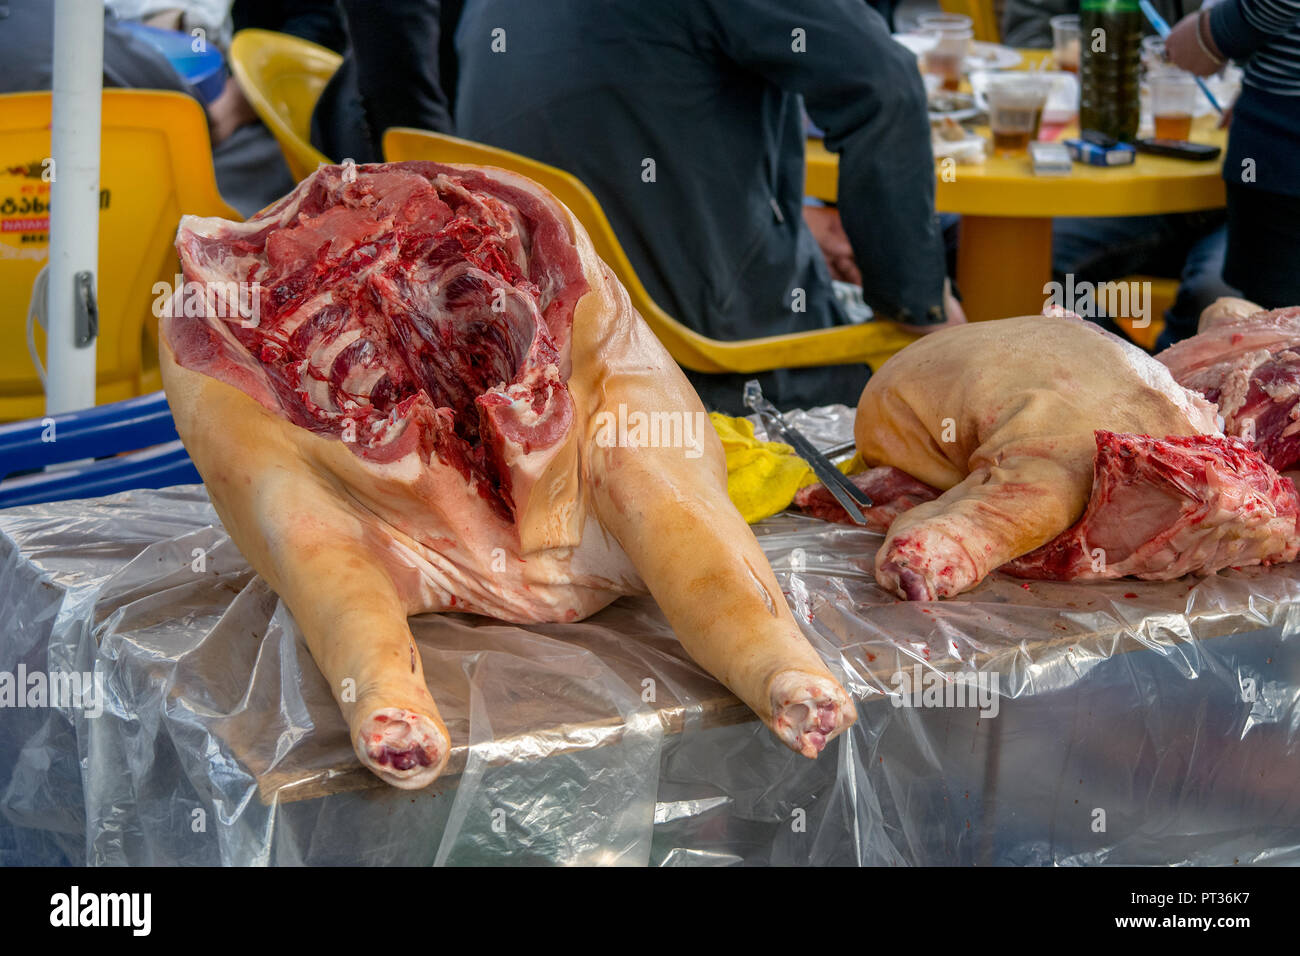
1051, 212, 1239, 349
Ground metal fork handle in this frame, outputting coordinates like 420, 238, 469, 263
742, 380, 874, 516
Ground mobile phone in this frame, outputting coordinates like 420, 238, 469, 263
1133, 139, 1223, 161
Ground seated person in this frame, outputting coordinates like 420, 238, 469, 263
0, 0, 297, 216
1053, 211, 1236, 350
454, 0, 961, 413
230, 0, 347, 53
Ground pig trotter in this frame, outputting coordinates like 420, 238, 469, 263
357, 707, 449, 789
876, 528, 980, 601
885, 563, 936, 602
769, 672, 856, 758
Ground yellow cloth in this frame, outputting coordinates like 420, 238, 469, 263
709, 412, 856, 524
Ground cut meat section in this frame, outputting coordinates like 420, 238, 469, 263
1003, 431, 1300, 580
162, 161, 855, 788
1158, 304, 1300, 474
171, 162, 585, 523
850, 314, 1222, 600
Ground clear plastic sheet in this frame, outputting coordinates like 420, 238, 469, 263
2, 406, 1299, 866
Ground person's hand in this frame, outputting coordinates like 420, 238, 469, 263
207, 75, 259, 146
1217, 104, 1234, 130
143, 10, 184, 31
1165, 10, 1226, 77
802, 205, 862, 285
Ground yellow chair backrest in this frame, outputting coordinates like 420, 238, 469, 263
939, 0, 1001, 42
383, 128, 919, 375
228, 28, 339, 182
0, 90, 240, 421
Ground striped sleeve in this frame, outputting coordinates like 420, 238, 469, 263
1241, 0, 1300, 32
1210, 0, 1300, 58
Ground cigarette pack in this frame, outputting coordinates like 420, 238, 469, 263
1063, 138, 1137, 166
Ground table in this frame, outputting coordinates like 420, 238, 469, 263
805, 53, 1229, 326
3, 406, 1298, 866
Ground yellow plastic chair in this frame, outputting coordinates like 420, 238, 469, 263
383, 128, 920, 375
939, 0, 1001, 43
0, 90, 241, 421
228, 28, 339, 182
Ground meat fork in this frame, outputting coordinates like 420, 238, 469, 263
742, 379, 872, 524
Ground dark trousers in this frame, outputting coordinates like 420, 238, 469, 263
1224, 183, 1300, 310
310, 0, 459, 164
1052, 210, 1237, 349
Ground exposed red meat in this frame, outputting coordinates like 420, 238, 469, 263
172, 162, 582, 522
1159, 305, 1300, 473
792, 466, 939, 530
1004, 431, 1300, 580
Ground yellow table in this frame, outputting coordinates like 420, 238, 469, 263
805, 56, 1229, 324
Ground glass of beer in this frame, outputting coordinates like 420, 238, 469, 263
986, 74, 1052, 157
1149, 66, 1197, 140
1050, 14, 1081, 73
918, 13, 973, 92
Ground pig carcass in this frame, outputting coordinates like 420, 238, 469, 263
160, 161, 854, 789
797, 315, 1300, 600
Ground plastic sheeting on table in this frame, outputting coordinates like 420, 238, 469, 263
2, 405, 1299, 866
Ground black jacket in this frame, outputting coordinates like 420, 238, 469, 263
454, 0, 947, 410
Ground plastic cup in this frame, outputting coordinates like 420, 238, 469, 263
1050, 14, 1081, 73
986, 74, 1052, 156
918, 13, 974, 92
1148, 66, 1198, 140
1141, 35, 1168, 73
916, 12, 974, 32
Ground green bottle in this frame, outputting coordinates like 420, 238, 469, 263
1079, 0, 1142, 142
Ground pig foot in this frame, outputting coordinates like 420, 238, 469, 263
876, 528, 981, 601
880, 562, 936, 601
769, 672, 856, 758
356, 707, 449, 789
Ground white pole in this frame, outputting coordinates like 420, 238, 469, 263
46, 0, 104, 415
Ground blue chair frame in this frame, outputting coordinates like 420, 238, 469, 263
0, 391, 200, 508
